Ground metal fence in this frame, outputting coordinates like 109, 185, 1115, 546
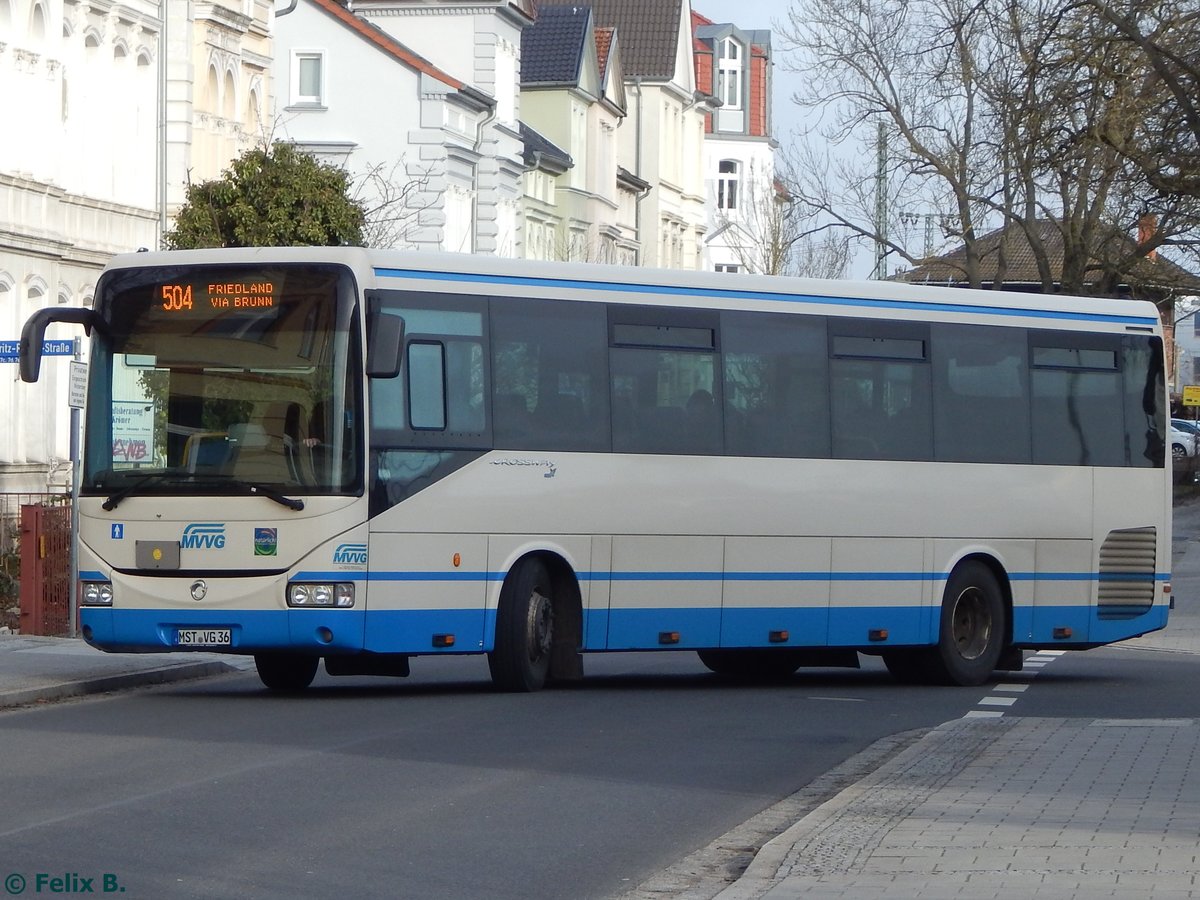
0, 492, 72, 634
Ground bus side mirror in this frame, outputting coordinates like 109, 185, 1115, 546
20, 307, 98, 383
366, 312, 404, 378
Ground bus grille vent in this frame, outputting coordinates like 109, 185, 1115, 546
1097, 527, 1156, 619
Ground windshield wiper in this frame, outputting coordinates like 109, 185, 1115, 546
100, 471, 305, 512
225, 479, 305, 511
101, 470, 181, 511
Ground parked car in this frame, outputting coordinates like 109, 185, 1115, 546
1170, 420, 1198, 458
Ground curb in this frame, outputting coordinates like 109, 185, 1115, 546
0, 660, 241, 710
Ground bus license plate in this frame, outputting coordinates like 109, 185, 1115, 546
176, 628, 231, 647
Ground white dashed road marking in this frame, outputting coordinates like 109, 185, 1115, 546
963, 651, 1059, 718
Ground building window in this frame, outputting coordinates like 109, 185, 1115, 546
715, 264, 740, 274
291, 51, 324, 106
718, 38, 742, 109
717, 160, 739, 210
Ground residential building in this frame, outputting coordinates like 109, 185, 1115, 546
273, 0, 532, 256
691, 10, 776, 273
165, 0, 273, 220
520, 122, 572, 261
520, 2, 633, 264
584, 0, 715, 269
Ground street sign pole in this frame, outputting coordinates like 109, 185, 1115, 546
67, 338, 85, 639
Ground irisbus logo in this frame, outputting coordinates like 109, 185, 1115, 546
181, 523, 226, 550
333, 543, 368, 565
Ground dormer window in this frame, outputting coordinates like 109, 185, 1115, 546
717, 38, 742, 110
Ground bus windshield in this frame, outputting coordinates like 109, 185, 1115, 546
81, 263, 363, 499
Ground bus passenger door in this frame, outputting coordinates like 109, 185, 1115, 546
363, 532, 489, 654
721, 538, 832, 649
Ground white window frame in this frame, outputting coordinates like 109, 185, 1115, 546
717, 159, 740, 211
717, 38, 742, 110
291, 51, 326, 107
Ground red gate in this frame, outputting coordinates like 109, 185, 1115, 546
18, 501, 72, 636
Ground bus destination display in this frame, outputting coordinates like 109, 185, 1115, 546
160, 280, 276, 313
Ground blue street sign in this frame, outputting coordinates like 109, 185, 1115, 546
0, 339, 75, 362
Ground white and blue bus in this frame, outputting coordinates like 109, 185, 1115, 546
20, 247, 1172, 690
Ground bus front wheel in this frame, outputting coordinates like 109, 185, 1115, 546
489, 558, 554, 692
254, 653, 319, 691
928, 561, 1005, 686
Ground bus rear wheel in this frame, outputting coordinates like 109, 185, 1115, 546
927, 561, 1005, 686
489, 558, 554, 692
254, 653, 319, 690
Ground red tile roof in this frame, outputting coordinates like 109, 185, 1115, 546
595, 26, 614, 77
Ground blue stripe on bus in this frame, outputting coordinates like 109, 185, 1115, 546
372, 266, 1159, 327
292, 569, 1169, 584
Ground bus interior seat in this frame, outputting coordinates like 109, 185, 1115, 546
184, 432, 233, 472
228, 422, 290, 482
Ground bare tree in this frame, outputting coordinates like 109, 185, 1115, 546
714, 158, 850, 277
350, 159, 437, 250
776, 0, 1200, 294
777, 0, 1001, 284
1082, 0, 1200, 199
556, 227, 621, 265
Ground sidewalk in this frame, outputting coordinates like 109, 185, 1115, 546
718, 716, 1200, 900
0, 633, 249, 709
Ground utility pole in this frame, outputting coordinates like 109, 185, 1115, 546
872, 122, 888, 280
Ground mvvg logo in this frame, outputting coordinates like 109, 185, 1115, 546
333, 543, 368, 565
181, 523, 226, 550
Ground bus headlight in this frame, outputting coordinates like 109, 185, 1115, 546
81, 581, 114, 606
287, 583, 355, 608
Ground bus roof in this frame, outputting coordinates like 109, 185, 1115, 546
105, 247, 1163, 333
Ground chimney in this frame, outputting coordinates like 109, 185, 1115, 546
1138, 212, 1158, 260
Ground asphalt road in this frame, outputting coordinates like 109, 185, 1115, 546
2, 653, 985, 900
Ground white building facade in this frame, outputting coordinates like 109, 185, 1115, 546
0, 0, 272, 492
692, 13, 776, 274
272, 0, 531, 256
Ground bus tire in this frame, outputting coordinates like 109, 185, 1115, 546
489, 558, 554, 692
928, 561, 1005, 686
254, 653, 319, 690
697, 649, 803, 681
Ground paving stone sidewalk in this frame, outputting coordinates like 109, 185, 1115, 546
717, 716, 1200, 900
